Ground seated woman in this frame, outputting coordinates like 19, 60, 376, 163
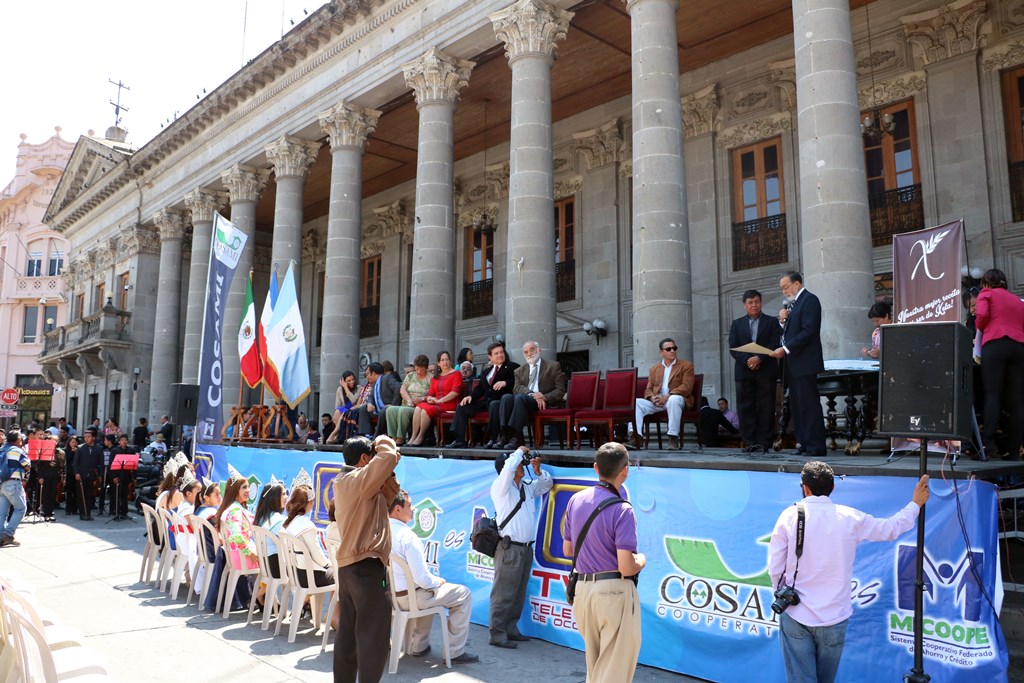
328, 372, 362, 443
282, 485, 334, 588
253, 482, 287, 582
406, 350, 462, 446
385, 355, 431, 445
191, 481, 222, 600
204, 476, 257, 611
861, 301, 892, 360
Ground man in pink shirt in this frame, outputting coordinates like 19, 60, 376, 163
768, 461, 930, 683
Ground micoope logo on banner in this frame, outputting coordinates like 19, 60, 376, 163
657, 536, 778, 637
889, 544, 995, 666
465, 507, 495, 580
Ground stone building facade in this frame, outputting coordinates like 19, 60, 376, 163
0, 129, 72, 426
38, 0, 1024, 428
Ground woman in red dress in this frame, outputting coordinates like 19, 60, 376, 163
406, 350, 463, 446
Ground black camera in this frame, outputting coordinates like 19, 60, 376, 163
771, 585, 800, 615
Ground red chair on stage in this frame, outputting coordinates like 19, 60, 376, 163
573, 368, 638, 450
534, 371, 600, 448
644, 373, 704, 449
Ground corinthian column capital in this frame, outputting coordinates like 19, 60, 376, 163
153, 208, 187, 242
490, 0, 573, 64
183, 188, 227, 223
221, 164, 270, 204
318, 101, 382, 151
402, 48, 475, 108
265, 135, 322, 178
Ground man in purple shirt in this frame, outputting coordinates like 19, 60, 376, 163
562, 442, 646, 683
768, 461, 930, 683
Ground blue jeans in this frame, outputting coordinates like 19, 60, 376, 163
779, 612, 848, 683
0, 479, 27, 540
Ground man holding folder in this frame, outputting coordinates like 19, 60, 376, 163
728, 289, 780, 452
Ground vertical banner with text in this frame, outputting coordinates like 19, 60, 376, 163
196, 213, 248, 443
893, 220, 963, 324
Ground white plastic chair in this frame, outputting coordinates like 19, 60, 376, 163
167, 510, 193, 600
320, 538, 342, 653
154, 507, 181, 593
6, 607, 110, 682
386, 553, 451, 673
188, 515, 221, 610
216, 526, 260, 619
0, 581, 83, 653
249, 526, 289, 631
275, 532, 335, 643
138, 503, 164, 585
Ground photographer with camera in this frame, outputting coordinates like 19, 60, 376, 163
488, 445, 552, 649
562, 442, 645, 683
768, 461, 929, 683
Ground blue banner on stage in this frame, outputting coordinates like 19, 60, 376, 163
195, 444, 1007, 683
195, 213, 248, 443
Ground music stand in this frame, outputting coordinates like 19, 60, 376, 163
25, 439, 56, 523
106, 452, 139, 523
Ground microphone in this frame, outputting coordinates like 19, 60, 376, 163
782, 302, 790, 311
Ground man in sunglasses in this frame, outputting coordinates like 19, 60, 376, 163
632, 338, 695, 450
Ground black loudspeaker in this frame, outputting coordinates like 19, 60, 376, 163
877, 322, 973, 440
171, 383, 200, 425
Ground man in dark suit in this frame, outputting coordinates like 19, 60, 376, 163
492, 341, 566, 451
729, 289, 781, 452
446, 342, 516, 448
770, 272, 827, 456
357, 362, 403, 437
74, 429, 103, 521
158, 415, 174, 445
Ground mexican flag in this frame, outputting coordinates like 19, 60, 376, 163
239, 271, 262, 388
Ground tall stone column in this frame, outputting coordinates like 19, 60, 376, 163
792, 0, 873, 359
265, 135, 321, 281
150, 209, 187, 418
220, 164, 270, 410
317, 102, 380, 416
182, 188, 226, 384
491, 0, 572, 356
403, 48, 474, 358
624, 0, 692, 370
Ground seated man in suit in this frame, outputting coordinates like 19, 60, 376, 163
632, 338, 695, 451
357, 362, 403, 437
446, 342, 516, 448
491, 341, 566, 451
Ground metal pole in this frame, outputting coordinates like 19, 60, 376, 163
905, 438, 930, 683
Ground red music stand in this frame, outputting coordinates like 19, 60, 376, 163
108, 453, 140, 522
25, 440, 56, 523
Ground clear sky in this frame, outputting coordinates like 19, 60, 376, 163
0, 0, 316, 179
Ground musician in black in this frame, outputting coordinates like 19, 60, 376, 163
108, 433, 135, 518
74, 430, 103, 521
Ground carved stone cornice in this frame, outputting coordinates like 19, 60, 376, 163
265, 135, 321, 178
681, 84, 720, 139
402, 48, 474, 108
318, 101, 381, 151
554, 175, 583, 200
572, 119, 622, 169
983, 39, 1024, 71
457, 202, 500, 230
768, 59, 797, 109
97, 238, 118, 270
119, 225, 160, 258
153, 208, 187, 242
486, 162, 510, 201
491, 0, 573, 64
301, 229, 319, 263
360, 240, 385, 259
221, 164, 270, 204
254, 245, 272, 271
858, 71, 927, 109
362, 199, 409, 240
183, 188, 227, 224
901, 0, 988, 67
716, 112, 792, 150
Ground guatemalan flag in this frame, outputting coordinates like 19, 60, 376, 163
259, 270, 281, 398
238, 271, 262, 388
265, 262, 311, 408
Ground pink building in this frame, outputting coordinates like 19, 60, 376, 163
0, 128, 72, 427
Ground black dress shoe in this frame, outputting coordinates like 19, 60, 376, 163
452, 651, 480, 663
484, 440, 497, 449
505, 436, 520, 451
489, 640, 517, 649
445, 440, 468, 449
507, 633, 530, 642
411, 645, 431, 657
491, 439, 507, 450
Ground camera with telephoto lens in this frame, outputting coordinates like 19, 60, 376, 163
771, 585, 800, 615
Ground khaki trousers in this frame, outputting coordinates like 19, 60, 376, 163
574, 578, 641, 683
396, 582, 473, 657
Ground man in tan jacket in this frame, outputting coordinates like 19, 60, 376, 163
333, 435, 401, 683
633, 338, 695, 450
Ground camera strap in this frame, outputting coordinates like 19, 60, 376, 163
791, 502, 806, 588
497, 484, 526, 532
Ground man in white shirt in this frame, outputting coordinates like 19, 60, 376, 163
388, 490, 478, 664
488, 446, 553, 648
768, 461, 930, 683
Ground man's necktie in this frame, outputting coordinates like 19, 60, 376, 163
488, 365, 497, 384
529, 363, 539, 391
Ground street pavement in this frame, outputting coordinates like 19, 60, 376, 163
0, 512, 697, 683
